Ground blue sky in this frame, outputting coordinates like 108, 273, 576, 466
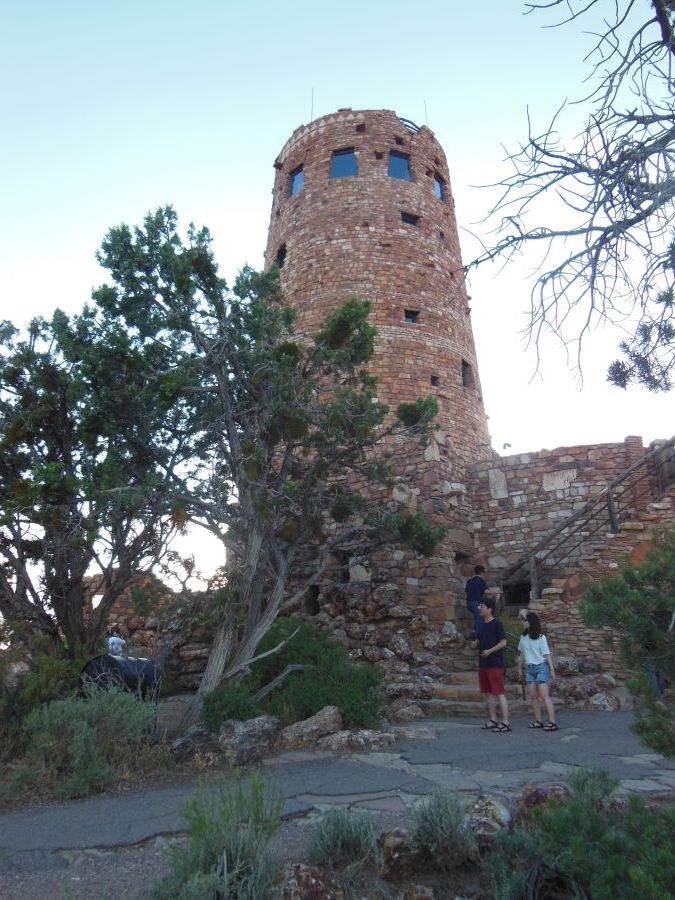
2, 0, 671, 464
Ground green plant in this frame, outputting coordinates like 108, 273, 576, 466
152, 772, 282, 899
410, 787, 476, 872
201, 618, 383, 730
10, 685, 159, 799
486, 767, 675, 900
201, 680, 261, 731
308, 807, 380, 872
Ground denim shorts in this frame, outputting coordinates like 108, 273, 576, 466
526, 662, 549, 684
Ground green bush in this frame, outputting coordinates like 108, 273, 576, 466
202, 618, 383, 730
308, 807, 380, 872
153, 772, 282, 899
486, 767, 675, 900
11, 686, 159, 799
410, 787, 476, 873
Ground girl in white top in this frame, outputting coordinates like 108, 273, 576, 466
517, 611, 557, 731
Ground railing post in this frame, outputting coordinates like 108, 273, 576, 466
529, 555, 540, 601
607, 485, 620, 533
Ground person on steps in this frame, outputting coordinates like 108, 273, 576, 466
517, 611, 557, 731
465, 564, 487, 639
472, 596, 510, 732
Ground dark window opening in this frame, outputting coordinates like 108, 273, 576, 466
388, 151, 412, 181
288, 165, 304, 195
275, 244, 287, 268
404, 309, 420, 324
454, 550, 471, 562
401, 211, 419, 226
330, 148, 358, 177
374, 151, 384, 159
503, 581, 531, 610
462, 359, 475, 388
356, 123, 366, 133
430, 375, 439, 386
394, 135, 405, 145
439, 230, 445, 240
304, 585, 320, 616
434, 174, 446, 201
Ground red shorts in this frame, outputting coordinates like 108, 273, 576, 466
479, 667, 505, 695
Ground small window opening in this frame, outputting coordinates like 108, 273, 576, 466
430, 375, 439, 386
401, 211, 419, 226
355, 123, 366, 133
304, 585, 320, 616
503, 581, 531, 610
439, 230, 445, 240
462, 359, 475, 388
404, 309, 420, 324
388, 151, 412, 181
434, 174, 446, 201
374, 151, 384, 160
275, 244, 287, 268
288, 165, 304, 196
454, 550, 471, 562
394, 135, 405, 145
330, 148, 358, 177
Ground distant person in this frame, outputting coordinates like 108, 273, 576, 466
107, 633, 126, 655
472, 596, 510, 732
465, 564, 487, 638
517, 611, 557, 731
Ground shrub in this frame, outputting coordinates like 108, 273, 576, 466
11, 686, 159, 799
410, 787, 476, 872
152, 772, 282, 899
201, 617, 383, 730
308, 807, 380, 872
485, 767, 675, 900
201, 680, 261, 731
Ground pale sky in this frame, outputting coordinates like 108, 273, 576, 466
1, 1, 672, 576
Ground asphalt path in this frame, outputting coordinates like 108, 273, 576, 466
1, 711, 673, 876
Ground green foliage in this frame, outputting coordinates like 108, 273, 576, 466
201, 680, 260, 731
396, 396, 439, 429
152, 773, 282, 900
410, 787, 476, 872
380, 512, 447, 557
308, 807, 380, 872
202, 618, 383, 729
579, 527, 675, 756
10, 686, 159, 799
486, 767, 675, 900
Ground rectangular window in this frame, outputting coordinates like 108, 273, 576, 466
434, 174, 445, 201
289, 165, 304, 195
404, 309, 420, 323
388, 151, 412, 181
462, 360, 475, 388
330, 148, 358, 178
401, 212, 419, 226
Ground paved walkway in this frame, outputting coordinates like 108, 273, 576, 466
1, 711, 674, 876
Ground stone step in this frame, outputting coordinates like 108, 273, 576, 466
418, 697, 533, 718
431, 681, 524, 702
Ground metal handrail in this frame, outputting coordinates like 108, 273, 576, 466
500, 436, 675, 596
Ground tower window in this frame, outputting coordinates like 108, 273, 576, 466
401, 212, 420, 226
430, 375, 439, 386
394, 136, 405, 146
288, 165, 304, 196
330, 148, 358, 178
275, 244, 287, 268
404, 309, 420, 324
355, 123, 366, 133
388, 151, 412, 181
462, 360, 475, 388
433, 174, 446, 201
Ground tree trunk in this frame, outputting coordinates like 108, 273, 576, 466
179, 618, 235, 730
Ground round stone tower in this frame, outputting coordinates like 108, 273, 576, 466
264, 108, 491, 476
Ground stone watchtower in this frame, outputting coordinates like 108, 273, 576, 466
265, 108, 493, 621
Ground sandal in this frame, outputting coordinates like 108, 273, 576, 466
494, 722, 512, 733
543, 722, 558, 731
529, 721, 544, 729
482, 719, 499, 730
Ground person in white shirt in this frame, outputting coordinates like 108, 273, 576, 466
107, 634, 126, 655
517, 611, 557, 731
